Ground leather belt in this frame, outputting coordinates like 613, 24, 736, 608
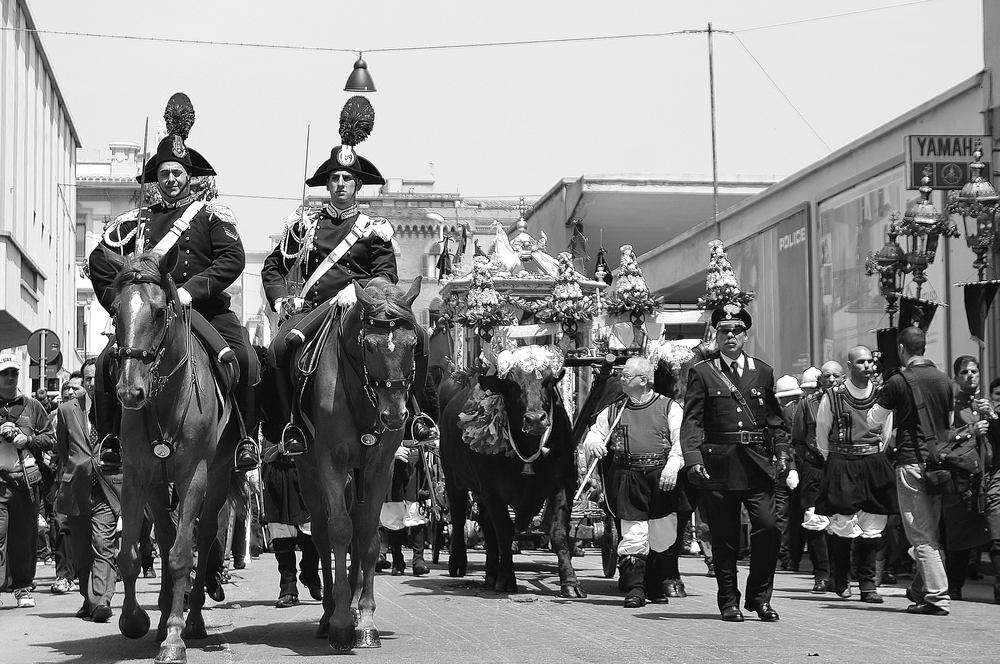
707, 431, 764, 445
829, 442, 880, 456
612, 452, 667, 469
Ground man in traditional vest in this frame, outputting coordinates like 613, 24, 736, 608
682, 304, 790, 622
261, 97, 406, 454
814, 345, 898, 604
89, 93, 259, 473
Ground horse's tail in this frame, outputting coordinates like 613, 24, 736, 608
227, 467, 250, 521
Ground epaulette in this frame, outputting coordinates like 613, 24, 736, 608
694, 358, 712, 368
283, 206, 321, 232
367, 216, 394, 241
101, 207, 141, 245
207, 203, 237, 226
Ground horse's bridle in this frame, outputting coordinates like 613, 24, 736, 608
341, 310, 416, 438
111, 287, 191, 400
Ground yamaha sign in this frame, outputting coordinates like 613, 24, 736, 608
905, 134, 992, 190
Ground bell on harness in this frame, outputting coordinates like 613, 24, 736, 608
151, 439, 174, 460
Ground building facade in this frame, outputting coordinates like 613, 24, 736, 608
0, 0, 81, 392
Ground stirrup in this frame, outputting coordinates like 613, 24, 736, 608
98, 434, 123, 471
235, 436, 259, 472
280, 423, 307, 456
411, 413, 439, 445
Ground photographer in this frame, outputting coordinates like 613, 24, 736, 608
0, 353, 56, 608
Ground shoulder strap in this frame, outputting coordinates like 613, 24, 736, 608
900, 368, 942, 463
708, 362, 759, 430
150, 201, 206, 255
300, 213, 371, 296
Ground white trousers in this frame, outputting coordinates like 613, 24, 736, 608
617, 514, 678, 557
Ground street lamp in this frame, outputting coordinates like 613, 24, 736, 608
344, 53, 376, 92
896, 166, 959, 298
865, 216, 908, 326
947, 139, 1000, 281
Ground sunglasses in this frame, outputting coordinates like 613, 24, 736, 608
718, 326, 746, 336
0, 369, 19, 377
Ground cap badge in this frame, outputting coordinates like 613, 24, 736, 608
723, 303, 740, 318
337, 145, 357, 167
171, 135, 187, 159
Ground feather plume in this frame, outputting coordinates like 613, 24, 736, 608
339, 96, 375, 147
164, 93, 196, 140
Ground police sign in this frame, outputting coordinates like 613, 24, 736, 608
905, 135, 992, 190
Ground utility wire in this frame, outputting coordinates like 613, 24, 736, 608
0, 1, 943, 54
730, 33, 832, 152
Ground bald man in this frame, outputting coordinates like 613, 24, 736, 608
814, 346, 898, 604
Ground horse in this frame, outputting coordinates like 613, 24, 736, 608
438, 344, 586, 598
293, 276, 422, 651
109, 251, 246, 664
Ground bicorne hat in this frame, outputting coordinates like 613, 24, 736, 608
137, 93, 216, 184
710, 303, 753, 330
306, 96, 385, 187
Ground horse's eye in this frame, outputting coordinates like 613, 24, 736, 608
153, 307, 167, 319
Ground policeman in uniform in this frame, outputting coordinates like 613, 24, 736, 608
682, 304, 790, 622
89, 93, 259, 472
261, 96, 400, 454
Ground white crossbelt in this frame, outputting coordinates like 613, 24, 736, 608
149, 201, 206, 255
300, 213, 371, 296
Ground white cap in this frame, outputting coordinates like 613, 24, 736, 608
0, 353, 20, 373
775, 374, 803, 399
800, 366, 821, 389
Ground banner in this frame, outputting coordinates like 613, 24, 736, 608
959, 280, 1000, 347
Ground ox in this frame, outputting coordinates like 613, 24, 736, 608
438, 345, 586, 597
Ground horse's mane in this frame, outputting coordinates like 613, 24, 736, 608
111, 251, 171, 293
360, 277, 418, 328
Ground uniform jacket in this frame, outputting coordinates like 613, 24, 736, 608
261, 207, 397, 310
681, 354, 789, 490
89, 198, 245, 317
54, 396, 122, 518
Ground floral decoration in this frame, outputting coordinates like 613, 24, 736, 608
697, 239, 755, 309
605, 245, 663, 315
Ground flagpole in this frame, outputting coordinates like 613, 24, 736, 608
708, 22, 720, 239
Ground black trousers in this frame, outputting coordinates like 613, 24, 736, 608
67, 482, 119, 613
700, 485, 779, 611
0, 482, 40, 592
273, 531, 320, 598
832, 535, 879, 593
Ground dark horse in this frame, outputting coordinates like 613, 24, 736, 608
110, 251, 245, 664
438, 345, 586, 598
293, 276, 422, 651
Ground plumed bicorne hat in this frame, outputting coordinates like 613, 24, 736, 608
306, 96, 385, 187
137, 93, 216, 184
711, 303, 753, 330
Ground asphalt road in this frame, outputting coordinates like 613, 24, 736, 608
4, 545, 999, 664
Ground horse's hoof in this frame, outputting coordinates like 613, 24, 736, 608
118, 608, 150, 639
329, 624, 356, 652
354, 627, 381, 649
561, 584, 587, 599
183, 621, 208, 640
154, 644, 187, 664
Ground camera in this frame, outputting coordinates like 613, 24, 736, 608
0, 427, 17, 443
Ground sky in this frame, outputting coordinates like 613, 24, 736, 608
26, 0, 985, 250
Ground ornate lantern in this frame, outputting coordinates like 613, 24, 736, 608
896, 166, 959, 298
865, 217, 908, 326
947, 139, 1000, 281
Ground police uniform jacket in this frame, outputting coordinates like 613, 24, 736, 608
681, 354, 789, 490
261, 207, 398, 310
89, 198, 245, 318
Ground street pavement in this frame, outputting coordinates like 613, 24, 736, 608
3, 546, 999, 664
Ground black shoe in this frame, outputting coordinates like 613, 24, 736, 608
812, 580, 828, 593
280, 424, 308, 456
623, 592, 645, 608
745, 602, 779, 622
412, 558, 430, 577
235, 437, 259, 472
860, 590, 884, 604
391, 566, 405, 576
143, 566, 156, 579
275, 594, 299, 608
76, 601, 91, 619
833, 584, 852, 599
663, 579, 686, 598
91, 605, 113, 623
881, 570, 897, 585
906, 602, 948, 616
721, 606, 745, 622
306, 583, 322, 601
413, 418, 439, 443
376, 556, 391, 572
948, 587, 963, 601
98, 435, 122, 472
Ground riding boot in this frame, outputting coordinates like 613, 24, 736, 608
273, 366, 306, 456
388, 528, 406, 575
410, 525, 429, 576
272, 537, 299, 599
94, 343, 123, 471
622, 555, 646, 608
644, 550, 669, 604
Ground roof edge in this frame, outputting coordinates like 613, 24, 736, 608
20, 0, 81, 148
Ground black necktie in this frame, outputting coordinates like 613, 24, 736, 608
731, 360, 740, 379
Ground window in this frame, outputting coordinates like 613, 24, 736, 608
21, 261, 39, 294
76, 304, 87, 351
76, 217, 88, 260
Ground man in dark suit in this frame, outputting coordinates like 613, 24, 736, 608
682, 304, 791, 622
55, 359, 123, 622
